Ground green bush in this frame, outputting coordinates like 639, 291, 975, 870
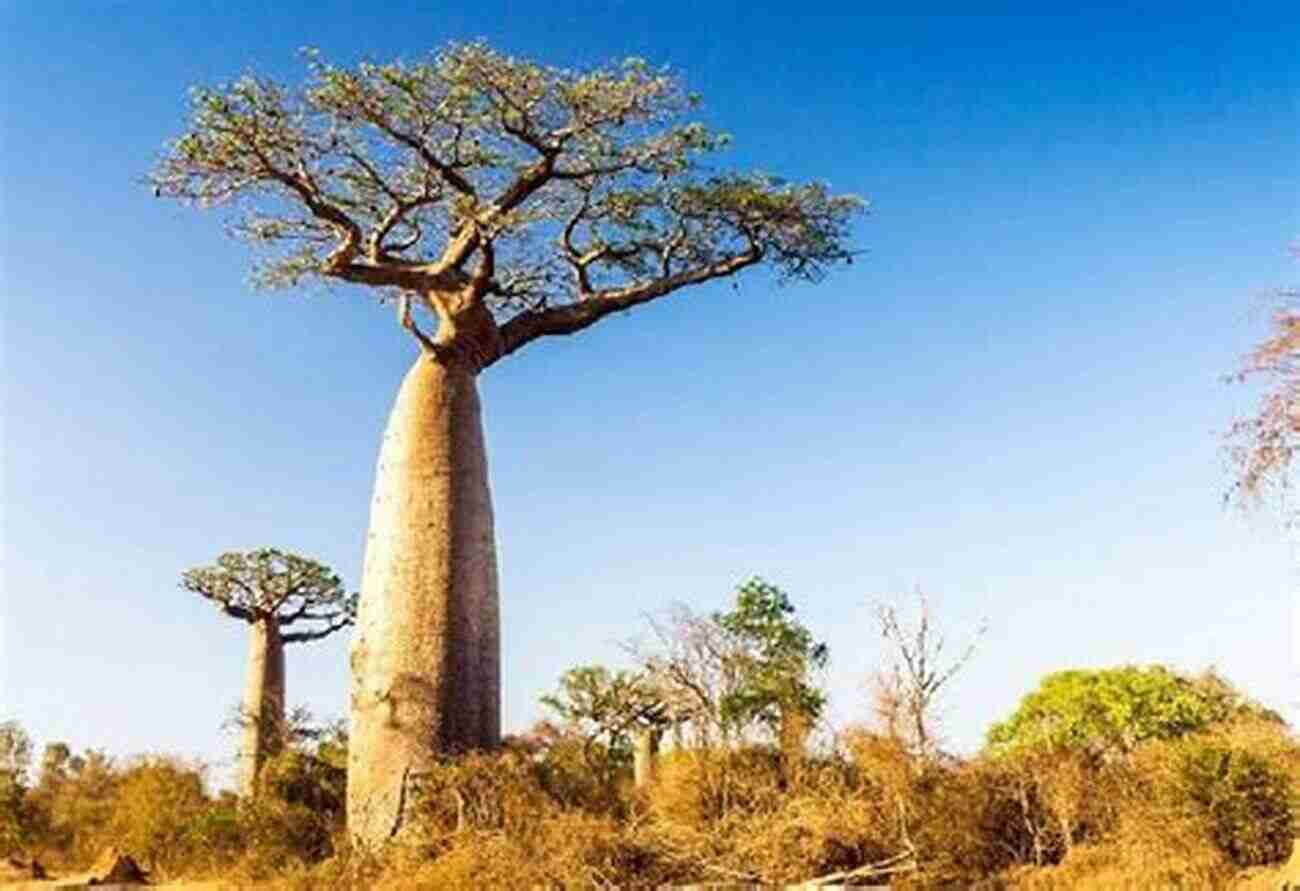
987, 666, 1251, 756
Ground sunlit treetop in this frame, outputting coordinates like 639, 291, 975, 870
713, 577, 829, 731
180, 548, 356, 643
985, 666, 1279, 757
150, 42, 864, 367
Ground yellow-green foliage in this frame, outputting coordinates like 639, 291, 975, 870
12, 725, 347, 879
0, 722, 35, 856
103, 757, 211, 875
27, 749, 118, 865
226, 740, 349, 877
987, 665, 1254, 755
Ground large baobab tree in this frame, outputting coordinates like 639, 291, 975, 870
151, 41, 862, 844
181, 549, 355, 796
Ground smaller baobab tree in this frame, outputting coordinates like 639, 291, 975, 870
181, 548, 356, 796
541, 665, 671, 793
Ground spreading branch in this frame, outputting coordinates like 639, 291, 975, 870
150, 42, 863, 365
181, 548, 357, 643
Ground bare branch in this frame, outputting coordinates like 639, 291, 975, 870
1225, 287, 1300, 527
150, 43, 862, 357
497, 247, 760, 358
874, 588, 986, 758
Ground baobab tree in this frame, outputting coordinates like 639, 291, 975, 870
541, 665, 670, 793
151, 41, 862, 844
181, 549, 355, 796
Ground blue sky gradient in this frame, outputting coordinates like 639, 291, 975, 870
3, 2, 1297, 782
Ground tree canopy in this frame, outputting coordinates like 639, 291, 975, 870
986, 666, 1273, 756
541, 665, 669, 787
180, 548, 356, 642
629, 577, 827, 748
150, 42, 862, 365
713, 577, 829, 735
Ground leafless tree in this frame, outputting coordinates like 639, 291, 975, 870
628, 603, 744, 751
873, 589, 986, 758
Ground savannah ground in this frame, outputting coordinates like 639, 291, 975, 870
4, 656, 1300, 888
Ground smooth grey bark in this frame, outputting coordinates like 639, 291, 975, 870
239, 618, 285, 797
347, 355, 500, 845
633, 728, 660, 790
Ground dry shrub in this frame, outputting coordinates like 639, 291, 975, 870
224, 798, 336, 879
1003, 736, 1288, 888
1123, 736, 1293, 866
226, 743, 349, 878
383, 812, 675, 889
1088, 772, 1234, 889
841, 731, 1058, 885
18, 730, 349, 880
1178, 742, 1293, 867
1004, 836, 1232, 891
254, 845, 385, 891
368, 751, 678, 889
1204, 713, 1300, 793
25, 749, 117, 867
901, 758, 1036, 885
532, 729, 623, 813
644, 741, 917, 885
713, 786, 906, 884
99, 756, 213, 877
647, 745, 787, 826
639, 732, 1050, 886
406, 750, 559, 844
997, 775, 1235, 888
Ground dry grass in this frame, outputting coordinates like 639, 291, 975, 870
4, 712, 1297, 889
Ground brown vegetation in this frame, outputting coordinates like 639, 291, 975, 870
4, 586, 1296, 888
6, 704, 1293, 889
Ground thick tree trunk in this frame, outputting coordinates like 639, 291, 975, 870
633, 728, 660, 790
348, 355, 500, 845
239, 618, 285, 797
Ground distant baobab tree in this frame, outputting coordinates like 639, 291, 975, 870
181, 549, 355, 796
151, 41, 862, 844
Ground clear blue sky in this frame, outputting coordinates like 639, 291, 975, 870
3, 2, 1297, 783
